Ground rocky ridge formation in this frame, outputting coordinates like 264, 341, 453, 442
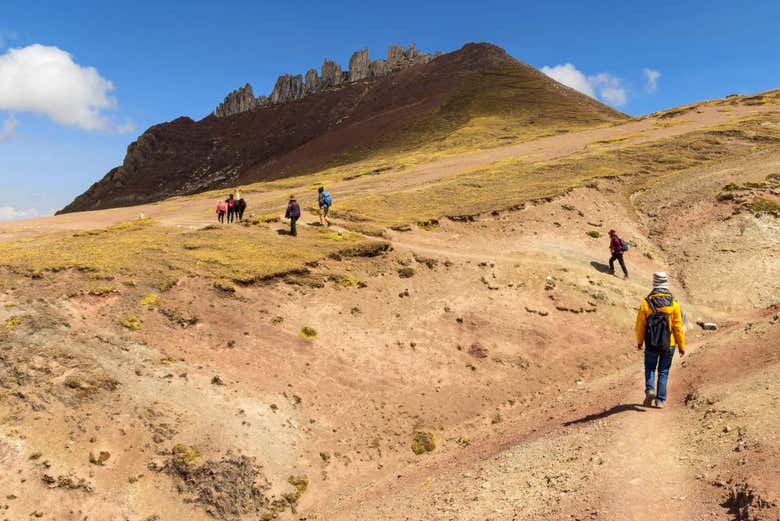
214, 43, 439, 117
214, 84, 266, 118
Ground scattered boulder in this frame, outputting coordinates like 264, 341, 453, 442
723, 483, 777, 520
696, 320, 719, 330
168, 449, 271, 520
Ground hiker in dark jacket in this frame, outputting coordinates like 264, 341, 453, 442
226, 194, 236, 224
635, 272, 686, 408
285, 195, 301, 236
608, 229, 628, 278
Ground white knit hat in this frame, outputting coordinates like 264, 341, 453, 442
653, 272, 669, 290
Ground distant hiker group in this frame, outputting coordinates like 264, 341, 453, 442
216, 190, 247, 224
284, 186, 333, 236
214, 186, 332, 235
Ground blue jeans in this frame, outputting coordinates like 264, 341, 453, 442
645, 347, 675, 402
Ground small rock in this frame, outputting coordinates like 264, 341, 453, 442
468, 342, 488, 359
89, 450, 111, 466
696, 320, 718, 330
211, 375, 225, 386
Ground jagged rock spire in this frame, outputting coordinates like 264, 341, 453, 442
214, 43, 438, 117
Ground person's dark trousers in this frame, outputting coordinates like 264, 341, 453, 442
645, 347, 675, 402
609, 252, 628, 276
290, 216, 298, 236
227, 208, 234, 223
218, 213, 224, 223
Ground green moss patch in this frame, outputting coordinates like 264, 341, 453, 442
411, 430, 436, 455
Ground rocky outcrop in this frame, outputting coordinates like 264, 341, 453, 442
320, 60, 344, 88
304, 68, 319, 96
270, 74, 304, 104
370, 59, 390, 78
387, 45, 405, 67
214, 84, 263, 118
348, 49, 370, 82
213, 43, 439, 116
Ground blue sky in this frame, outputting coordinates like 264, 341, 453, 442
1, 0, 779, 219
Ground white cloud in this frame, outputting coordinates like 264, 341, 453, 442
0, 206, 40, 221
541, 64, 596, 98
0, 44, 133, 132
541, 64, 628, 107
0, 114, 17, 142
643, 68, 661, 93
599, 87, 627, 106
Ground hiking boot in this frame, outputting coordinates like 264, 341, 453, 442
655, 400, 666, 409
643, 390, 656, 407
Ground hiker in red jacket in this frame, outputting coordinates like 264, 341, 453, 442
608, 229, 628, 278
285, 195, 301, 236
216, 200, 226, 224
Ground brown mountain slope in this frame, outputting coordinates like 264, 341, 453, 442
58, 42, 626, 214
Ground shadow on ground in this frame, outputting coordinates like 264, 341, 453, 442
563, 404, 646, 426
590, 261, 612, 274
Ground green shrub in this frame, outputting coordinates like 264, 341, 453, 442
300, 326, 317, 339
411, 430, 436, 454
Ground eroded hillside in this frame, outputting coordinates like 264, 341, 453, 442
1, 90, 779, 521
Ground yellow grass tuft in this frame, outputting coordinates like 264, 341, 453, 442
139, 293, 160, 306
121, 316, 140, 330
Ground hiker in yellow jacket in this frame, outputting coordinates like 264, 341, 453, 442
635, 272, 685, 409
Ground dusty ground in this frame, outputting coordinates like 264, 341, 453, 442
0, 95, 779, 521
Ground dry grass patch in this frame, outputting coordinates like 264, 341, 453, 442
0, 218, 374, 287
334, 115, 780, 227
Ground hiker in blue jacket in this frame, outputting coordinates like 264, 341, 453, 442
318, 186, 332, 227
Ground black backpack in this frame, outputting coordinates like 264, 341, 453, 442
644, 297, 671, 351
620, 238, 629, 252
